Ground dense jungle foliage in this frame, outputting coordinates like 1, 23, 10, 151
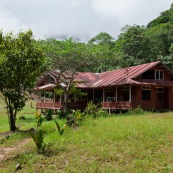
38, 4, 173, 72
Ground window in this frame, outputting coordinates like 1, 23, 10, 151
123, 86, 130, 101
155, 70, 164, 80
155, 87, 164, 93
142, 86, 151, 101
142, 70, 155, 79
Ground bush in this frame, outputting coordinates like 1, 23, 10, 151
45, 109, 53, 121
30, 129, 46, 154
30, 112, 46, 154
65, 110, 85, 128
97, 108, 108, 117
84, 101, 108, 118
58, 110, 70, 119
127, 105, 146, 115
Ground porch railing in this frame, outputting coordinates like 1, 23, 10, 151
36, 101, 87, 110
102, 102, 131, 110
36, 101, 131, 110
36, 102, 62, 109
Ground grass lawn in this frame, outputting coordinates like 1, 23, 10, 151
0, 100, 173, 172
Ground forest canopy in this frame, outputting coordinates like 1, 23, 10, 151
37, 4, 173, 72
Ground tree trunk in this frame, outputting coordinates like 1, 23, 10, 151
9, 107, 17, 131
63, 92, 69, 113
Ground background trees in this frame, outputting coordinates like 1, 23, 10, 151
0, 30, 47, 131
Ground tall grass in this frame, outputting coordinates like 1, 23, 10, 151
0, 100, 173, 172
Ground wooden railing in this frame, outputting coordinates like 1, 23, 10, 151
36, 101, 131, 110
36, 101, 87, 110
102, 102, 131, 110
36, 102, 62, 109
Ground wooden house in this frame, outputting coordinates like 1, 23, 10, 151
34, 61, 173, 112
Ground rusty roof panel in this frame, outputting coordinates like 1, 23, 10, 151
91, 61, 162, 87
35, 61, 173, 90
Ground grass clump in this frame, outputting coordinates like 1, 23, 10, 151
126, 105, 147, 115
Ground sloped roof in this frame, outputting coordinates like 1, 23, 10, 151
35, 84, 56, 91
35, 61, 173, 90
75, 61, 172, 88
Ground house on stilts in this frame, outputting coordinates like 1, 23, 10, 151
34, 61, 173, 112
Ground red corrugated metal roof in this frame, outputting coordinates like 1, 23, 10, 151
35, 61, 173, 90
75, 61, 164, 88
134, 79, 173, 86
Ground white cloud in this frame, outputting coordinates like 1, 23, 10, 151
0, 0, 172, 40
0, 7, 27, 34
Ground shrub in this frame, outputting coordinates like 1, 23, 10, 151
64, 110, 84, 128
35, 112, 43, 130
85, 101, 107, 119
85, 101, 98, 119
30, 111, 46, 154
54, 120, 66, 135
127, 105, 146, 115
97, 108, 108, 117
58, 110, 70, 119
30, 129, 46, 154
45, 109, 53, 121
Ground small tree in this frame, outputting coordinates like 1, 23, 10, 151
0, 30, 47, 131
40, 38, 94, 112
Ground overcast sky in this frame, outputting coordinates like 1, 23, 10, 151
0, 0, 172, 41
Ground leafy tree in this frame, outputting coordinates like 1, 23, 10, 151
145, 23, 173, 57
115, 25, 157, 67
0, 30, 47, 131
157, 43, 173, 70
88, 32, 114, 45
88, 43, 119, 72
147, 4, 173, 27
40, 38, 94, 112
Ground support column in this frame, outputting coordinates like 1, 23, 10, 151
53, 91, 55, 102
116, 87, 117, 102
93, 89, 95, 102
103, 88, 105, 102
44, 91, 45, 103
129, 86, 131, 102
60, 94, 62, 103
39, 92, 41, 101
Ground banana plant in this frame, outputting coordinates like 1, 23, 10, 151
54, 120, 66, 135
35, 111, 43, 130
30, 129, 45, 154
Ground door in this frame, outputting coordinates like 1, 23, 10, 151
155, 87, 168, 109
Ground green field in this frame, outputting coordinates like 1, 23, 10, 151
0, 100, 173, 173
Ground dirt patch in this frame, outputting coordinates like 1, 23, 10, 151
0, 138, 31, 161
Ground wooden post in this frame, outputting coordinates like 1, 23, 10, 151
60, 94, 62, 103
54, 91, 55, 102
44, 91, 45, 103
116, 87, 117, 102
93, 89, 95, 102
103, 88, 105, 102
129, 86, 131, 102
109, 109, 111, 114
